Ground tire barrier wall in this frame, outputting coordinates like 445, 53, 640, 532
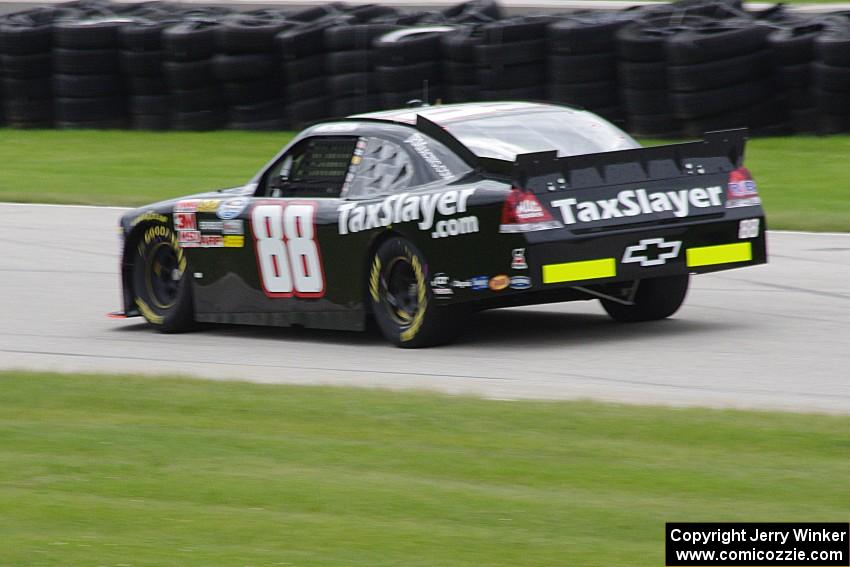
1, 0, 850, 135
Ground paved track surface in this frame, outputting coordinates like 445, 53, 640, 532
1, 203, 848, 414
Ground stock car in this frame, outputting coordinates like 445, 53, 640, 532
114, 101, 767, 347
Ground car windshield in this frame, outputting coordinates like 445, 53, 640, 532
443, 107, 639, 161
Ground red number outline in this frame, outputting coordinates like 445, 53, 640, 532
251, 199, 326, 299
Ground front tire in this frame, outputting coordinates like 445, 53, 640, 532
131, 222, 195, 332
369, 237, 465, 348
601, 274, 690, 323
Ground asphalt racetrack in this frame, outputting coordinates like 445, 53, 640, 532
2, 203, 848, 414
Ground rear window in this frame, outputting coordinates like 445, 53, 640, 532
444, 108, 639, 161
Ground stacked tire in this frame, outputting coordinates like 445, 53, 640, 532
475, 16, 554, 101
120, 19, 173, 130
213, 12, 291, 131
616, 15, 708, 137
441, 26, 485, 103
441, 0, 502, 24
162, 20, 227, 131
768, 23, 826, 134
53, 18, 128, 129
324, 23, 400, 117
813, 23, 850, 133
666, 20, 787, 136
278, 8, 348, 128
375, 27, 454, 108
0, 10, 55, 128
547, 13, 628, 126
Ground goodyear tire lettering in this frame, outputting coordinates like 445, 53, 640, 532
369, 256, 381, 303
134, 297, 164, 325
400, 250, 427, 343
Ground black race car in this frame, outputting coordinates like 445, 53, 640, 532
115, 102, 767, 347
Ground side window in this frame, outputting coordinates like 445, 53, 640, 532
262, 136, 358, 198
344, 137, 414, 200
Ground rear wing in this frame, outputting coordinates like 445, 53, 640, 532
512, 129, 747, 195
413, 114, 747, 193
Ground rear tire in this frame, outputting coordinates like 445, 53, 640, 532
601, 274, 690, 323
131, 223, 195, 332
369, 237, 465, 348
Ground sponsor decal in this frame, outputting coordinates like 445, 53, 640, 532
176, 231, 227, 249
178, 230, 201, 248
726, 175, 761, 208
511, 248, 528, 270
430, 273, 453, 298
489, 274, 509, 291
431, 216, 479, 239
622, 238, 682, 267
200, 234, 223, 248
338, 188, 476, 235
217, 197, 248, 220
175, 200, 198, 213
509, 276, 531, 290
727, 168, 760, 209
199, 220, 223, 231
130, 211, 168, 227
451, 279, 472, 289
197, 199, 220, 213
550, 186, 723, 225
404, 133, 454, 180
174, 212, 196, 231
222, 219, 244, 235
738, 218, 760, 239
223, 235, 244, 248
470, 276, 489, 290
516, 198, 547, 221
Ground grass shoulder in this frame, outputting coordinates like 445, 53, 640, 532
0, 371, 847, 566
0, 129, 848, 231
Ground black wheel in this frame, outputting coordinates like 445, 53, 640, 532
369, 237, 465, 348
601, 274, 690, 323
131, 223, 195, 332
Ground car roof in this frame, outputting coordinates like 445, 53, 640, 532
353, 101, 638, 162
352, 101, 568, 127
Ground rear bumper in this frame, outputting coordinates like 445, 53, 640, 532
530, 216, 767, 290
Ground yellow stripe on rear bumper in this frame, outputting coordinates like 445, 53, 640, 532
543, 258, 617, 284
686, 242, 752, 267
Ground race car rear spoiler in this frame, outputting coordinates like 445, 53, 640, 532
414, 115, 747, 193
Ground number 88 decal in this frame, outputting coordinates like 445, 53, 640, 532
252, 203, 325, 297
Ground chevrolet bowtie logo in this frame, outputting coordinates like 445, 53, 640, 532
622, 238, 682, 267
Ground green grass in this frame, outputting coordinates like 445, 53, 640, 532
739, 136, 850, 232
647, 135, 850, 232
0, 371, 848, 567
0, 129, 292, 207
1, 129, 849, 231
